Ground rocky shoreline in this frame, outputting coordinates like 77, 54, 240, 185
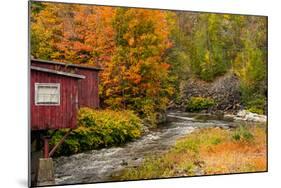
225, 110, 267, 123
166, 74, 267, 124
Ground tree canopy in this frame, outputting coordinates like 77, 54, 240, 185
31, 2, 267, 120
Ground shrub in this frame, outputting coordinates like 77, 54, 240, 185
247, 107, 264, 115
186, 97, 215, 112
50, 108, 143, 156
232, 125, 254, 142
245, 97, 265, 115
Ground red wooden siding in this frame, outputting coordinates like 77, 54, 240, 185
31, 70, 80, 130
31, 60, 101, 108
76, 69, 99, 108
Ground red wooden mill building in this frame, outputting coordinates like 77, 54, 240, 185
31, 59, 102, 131
30, 59, 102, 185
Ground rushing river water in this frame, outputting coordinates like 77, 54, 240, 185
54, 111, 238, 185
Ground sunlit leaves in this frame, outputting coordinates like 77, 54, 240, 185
31, 2, 267, 118
99, 8, 174, 125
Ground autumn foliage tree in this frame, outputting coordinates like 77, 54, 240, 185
31, 3, 174, 125
100, 8, 174, 125
31, 2, 267, 119
31, 3, 116, 66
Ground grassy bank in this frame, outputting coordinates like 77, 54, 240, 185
50, 108, 143, 156
117, 123, 266, 180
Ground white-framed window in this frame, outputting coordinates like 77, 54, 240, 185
35, 83, 60, 105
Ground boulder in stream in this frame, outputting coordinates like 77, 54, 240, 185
234, 110, 267, 123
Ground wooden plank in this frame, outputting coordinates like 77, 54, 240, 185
31, 66, 85, 79
31, 59, 103, 71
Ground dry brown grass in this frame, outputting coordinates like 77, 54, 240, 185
118, 124, 267, 180
200, 125, 266, 174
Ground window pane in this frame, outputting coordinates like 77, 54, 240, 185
36, 84, 60, 105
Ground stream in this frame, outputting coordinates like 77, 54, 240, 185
54, 111, 239, 185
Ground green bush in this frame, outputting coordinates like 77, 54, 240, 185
247, 107, 264, 115
186, 97, 215, 112
244, 97, 265, 115
232, 125, 254, 142
50, 108, 143, 156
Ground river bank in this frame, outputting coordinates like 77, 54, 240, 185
117, 122, 266, 180
53, 111, 267, 185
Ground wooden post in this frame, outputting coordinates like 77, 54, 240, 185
43, 136, 50, 159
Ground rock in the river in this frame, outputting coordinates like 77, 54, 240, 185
141, 125, 150, 134
237, 110, 247, 117
156, 111, 167, 124
234, 110, 266, 123
121, 160, 128, 166
223, 114, 235, 120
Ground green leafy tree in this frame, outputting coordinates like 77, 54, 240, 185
189, 14, 232, 81
233, 17, 267, 113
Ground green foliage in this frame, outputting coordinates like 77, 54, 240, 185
30, 3, 267, 118
241, 92, 266, 115
173, 139, 200, 154
50, 108, 143, 156
173, 128, 226, 155
245, 97, 265, 115
233, 17, 267, 114
188, 14, 232, 81
165, 12, 191, 101
30, 25, 54, 60
186, 97, 215, 112
232, 125, 254, 142
169, 14, 267, 111
247, 107, 264, 115
118, 157, 178, 180
31, 2, 46, 15
211, 137, 222, 145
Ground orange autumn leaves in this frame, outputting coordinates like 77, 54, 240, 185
31, 3, 175, 125
32, 4, 116, 65
100, 8, 174, 123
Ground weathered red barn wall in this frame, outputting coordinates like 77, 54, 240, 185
31, 70, 79, 130
76, 69, 99, 108
31, 60, 100, 108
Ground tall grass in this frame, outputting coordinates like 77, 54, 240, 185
118, 124, 266, 180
